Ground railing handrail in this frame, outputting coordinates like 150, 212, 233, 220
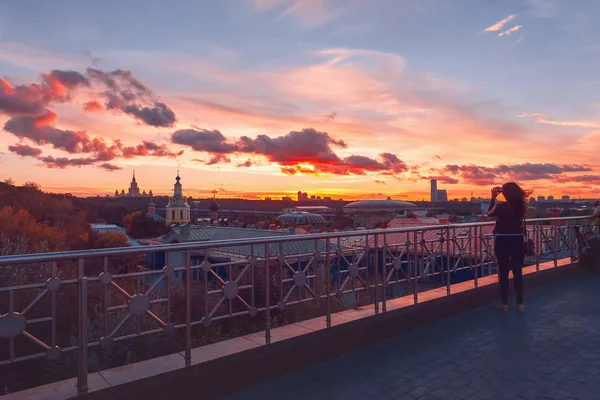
0, 215, 594, 266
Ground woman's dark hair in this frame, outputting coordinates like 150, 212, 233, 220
502, 182, 532, 218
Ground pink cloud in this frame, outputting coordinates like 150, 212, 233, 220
484, 14, 517, 32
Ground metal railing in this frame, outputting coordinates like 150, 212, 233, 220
0, 216, 595, 395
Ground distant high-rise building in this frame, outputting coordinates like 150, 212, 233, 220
297, 191, 302, 202
114, 171, 151, 198
562, 195, 570, 202
537, 196, 545, 202
547, 195, 555, 202
310, 195, 316, 200
301, 192, 309, 201
430, 179, 438, 202
437, 190, 448, 202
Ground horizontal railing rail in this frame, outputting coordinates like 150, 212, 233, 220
0, 216, 594, 265
0, 216, 596, 396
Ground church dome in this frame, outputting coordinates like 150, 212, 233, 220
278, 212, 326, 225
209, 200, 220, 212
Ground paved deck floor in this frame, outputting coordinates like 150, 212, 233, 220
221, 273, 600, 400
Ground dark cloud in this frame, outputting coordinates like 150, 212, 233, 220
1, 68, 183, 171
1, 68, 176, 128
86, 68, 176, 127
4, 112, 97, 153
237, 128, 346, 165
561, 164, 593, 172
121, 141, 183, 158
100, 163, 122, 171
442, 163, 595, 185
122, 102, 176, 127
38, 155, 97, 169
172, 129, 238, 153
443, 164, 501, 185
0, 78, 47, 117
556, 175, 600, 183
42, 70, 88, 95
207, 154, 231, 165
325, 112, 338, 121
237, 160, 253, 168
421, 175, 459, 184
380, 152, 409, 173
8, 144, 42, 157
173, 127, 410, 176
373, 179, 386, 185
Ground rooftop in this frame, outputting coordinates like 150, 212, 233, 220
344, 198, 417, 209
223, 272, 600, 400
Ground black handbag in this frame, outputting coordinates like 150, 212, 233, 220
523, 218, 535, 256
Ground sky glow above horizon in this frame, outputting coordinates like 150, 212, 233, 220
1, 0, 600, 200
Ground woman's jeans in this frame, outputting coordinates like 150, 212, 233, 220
494, 236, 525, 305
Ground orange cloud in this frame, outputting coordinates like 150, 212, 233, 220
485, 14, 516, 32
0, 78, 14, 94
519, 113, 600, 128
84, 100, 103, 113
498, 25, 523, 37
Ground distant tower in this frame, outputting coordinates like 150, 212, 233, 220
128, 171, 141, 197
149, 190, 153, 197
114, 189, 118, 197
148, 198, 156, 214
209, 189, 220, 221
297, 191, 302, 202
430, 179, 438, 203
165, 171, 191, 224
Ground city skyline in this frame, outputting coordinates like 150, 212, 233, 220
1, 0, 600, 200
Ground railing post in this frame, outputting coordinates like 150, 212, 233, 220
77, 258, 88, 396
374, 233, 379, 315
265, 243, 271, 345
325, 238, 331, 328
471, 227, 478, 288
446, 227, 451, 296
413, 231, 418, 304
569, 221, 575, 261
553, 224, 558, 267
184, 250, 191, 367
534, 222, 540, 272
382, 233, 387, 313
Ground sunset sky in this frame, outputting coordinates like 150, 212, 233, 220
1, 0, 600, 201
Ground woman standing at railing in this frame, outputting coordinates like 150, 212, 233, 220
487, 182, 532, 313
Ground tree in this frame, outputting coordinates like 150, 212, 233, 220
124, 212, 170, 238
87, 230, 130, 249
22, 181, 41, 191
0, 206, 67, 254
4, 177, 14, 185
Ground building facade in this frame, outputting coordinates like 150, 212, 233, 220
430, 179, 438, 202
114, 171, 153, 198
166, 172, 191, 224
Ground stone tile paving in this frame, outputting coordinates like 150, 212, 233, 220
220, 274, 600, 400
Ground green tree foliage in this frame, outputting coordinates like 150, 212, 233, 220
124, 211, 169, 238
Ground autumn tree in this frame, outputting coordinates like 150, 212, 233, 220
124, 212, 169, 238
0, 206, 67, 254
